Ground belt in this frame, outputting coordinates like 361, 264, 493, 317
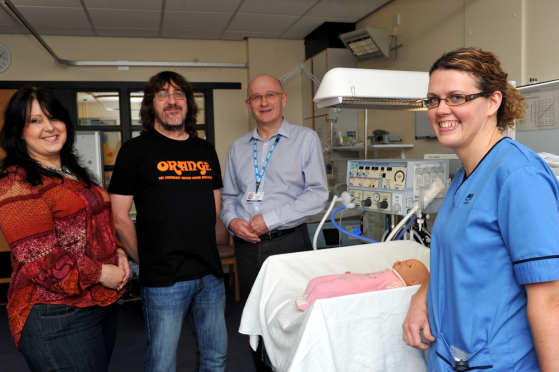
259, 224, 303, 241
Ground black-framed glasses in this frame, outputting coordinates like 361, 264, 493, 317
421, 92, 490, 108
248, 91, 284, 102
156, 91, 186, 101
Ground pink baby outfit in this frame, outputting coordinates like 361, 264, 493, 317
296, 269, 406, 311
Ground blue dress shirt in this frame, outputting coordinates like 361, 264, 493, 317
220, 119, 328, 233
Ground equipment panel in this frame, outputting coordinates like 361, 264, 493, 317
348, 162, 406, 190
346, 159, 449, 216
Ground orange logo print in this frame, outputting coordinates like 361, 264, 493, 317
157, 161, 211, 176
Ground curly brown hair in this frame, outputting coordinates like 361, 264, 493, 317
429, 47, 526, 132
139, 71, 198, 137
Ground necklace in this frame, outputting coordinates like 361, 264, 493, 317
37, 161, 79, 182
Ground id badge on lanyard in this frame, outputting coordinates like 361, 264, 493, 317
246, 134, 281, 203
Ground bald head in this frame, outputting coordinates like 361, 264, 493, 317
247, 75, 284, 98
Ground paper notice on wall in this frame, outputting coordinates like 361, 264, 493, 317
517, 83, 559, 131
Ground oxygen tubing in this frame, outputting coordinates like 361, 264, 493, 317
396, 215, 417, 240
330, 205, 377, 244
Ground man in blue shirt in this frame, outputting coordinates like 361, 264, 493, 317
221, 74, 328, 299
221, 74, 328, 370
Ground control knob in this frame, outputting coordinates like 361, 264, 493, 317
377, 200, 389, 209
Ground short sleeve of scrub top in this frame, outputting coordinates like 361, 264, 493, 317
498, 161, 559, 284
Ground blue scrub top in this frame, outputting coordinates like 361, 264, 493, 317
427, 138, 559, 371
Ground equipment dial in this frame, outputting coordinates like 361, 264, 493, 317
393, 203, 401, 213
373, 193, 381, 202
394, 170, 405, 183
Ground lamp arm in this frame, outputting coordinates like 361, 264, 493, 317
279, 64, 321, 87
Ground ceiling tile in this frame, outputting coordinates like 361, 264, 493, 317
0, 24, 28, 33
34, 26, 94, 36
164, 11, 231, 31
10, 0, 82, 7
166, 0, 243, 13
279, 33, 307, 40
84, 0, 162, 10
16, 6, 89, 28
228, 13, 299, 33
96, 28, 159, 38
160, 29, 222, 39
307, 0, 389, 19
237, 0, 317, 16
89, 9, 160, 29
287, 16, 355, 35
222, 30, 281, 40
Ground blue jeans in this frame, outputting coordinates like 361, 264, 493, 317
19, 303, 118, 372
141, 274, 227, 372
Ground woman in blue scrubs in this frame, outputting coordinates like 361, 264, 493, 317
402, 48, 559, 371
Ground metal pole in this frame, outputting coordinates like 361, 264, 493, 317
364, 109, 368, 159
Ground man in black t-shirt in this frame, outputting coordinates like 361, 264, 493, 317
109, 71, 227, 372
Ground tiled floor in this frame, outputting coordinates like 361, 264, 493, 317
0, 277, 255, 372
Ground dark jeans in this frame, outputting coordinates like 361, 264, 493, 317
19, 303, 118, 372
235, 224, 312, 372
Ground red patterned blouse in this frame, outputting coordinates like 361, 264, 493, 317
0, 166, 124, 348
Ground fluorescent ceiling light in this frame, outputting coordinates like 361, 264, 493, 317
340, 27, 390, 61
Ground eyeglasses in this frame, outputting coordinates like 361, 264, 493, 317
421, 92, 490, 109
248, 91, 284, 102
156, 91, 186, 101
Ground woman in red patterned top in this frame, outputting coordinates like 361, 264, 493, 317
0, 86, 129, 372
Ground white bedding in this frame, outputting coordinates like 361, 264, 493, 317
239, 240, 430, 372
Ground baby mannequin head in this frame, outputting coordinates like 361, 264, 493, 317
392, 259, 429, 286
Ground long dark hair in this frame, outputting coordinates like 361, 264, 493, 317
139, 71, 198, 137
429, 47, 526, 131
0, 85, 96, 187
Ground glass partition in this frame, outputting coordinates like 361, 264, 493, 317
77, 91, 120, 126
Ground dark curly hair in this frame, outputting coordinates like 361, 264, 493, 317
429, 47, 526, 131
0, 85, 96, 187
139, 71, 198, 137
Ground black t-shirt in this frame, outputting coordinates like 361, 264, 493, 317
108, 129, 224, 287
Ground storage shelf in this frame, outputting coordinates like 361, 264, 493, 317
332, 144, 414, 159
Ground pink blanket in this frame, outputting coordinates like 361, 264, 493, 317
296, 269, 405, 310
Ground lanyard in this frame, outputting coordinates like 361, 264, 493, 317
253, 134, 281, 193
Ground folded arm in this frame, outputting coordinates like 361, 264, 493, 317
0, 181, 122, 295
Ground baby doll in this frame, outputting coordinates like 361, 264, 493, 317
296, 259, 429, 311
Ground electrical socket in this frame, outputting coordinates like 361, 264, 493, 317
393, 14, 400, 28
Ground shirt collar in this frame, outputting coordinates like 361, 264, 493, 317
249, 118, 291, 142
